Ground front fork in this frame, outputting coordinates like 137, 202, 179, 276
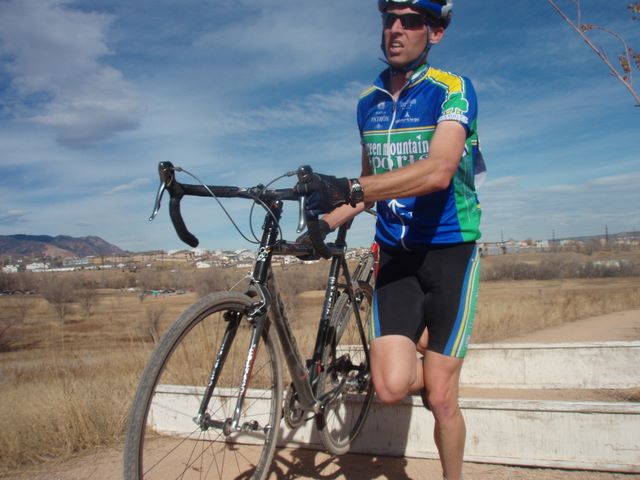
195, 283, 272, 434
197, 202, 282, 433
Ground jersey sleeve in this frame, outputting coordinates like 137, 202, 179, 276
437, 76, 477, 136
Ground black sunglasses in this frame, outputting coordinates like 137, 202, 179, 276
382, 12, 426, 30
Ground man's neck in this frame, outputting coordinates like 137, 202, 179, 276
387, 62, 427, 98
389, 69, 412, 97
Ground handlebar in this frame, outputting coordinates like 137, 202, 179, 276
150, 161, 334, 258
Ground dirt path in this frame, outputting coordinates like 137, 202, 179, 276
496, 308, 640, 344
7, 443, 639, 480
5, 310, 640, 480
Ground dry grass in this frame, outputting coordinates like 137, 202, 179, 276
0, 252, 639, 476
0, 346, 149, 474
473, 277, 640, 342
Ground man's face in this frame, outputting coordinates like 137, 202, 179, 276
383, 6, 443, 69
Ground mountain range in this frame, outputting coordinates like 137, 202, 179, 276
0, 235, 126, 259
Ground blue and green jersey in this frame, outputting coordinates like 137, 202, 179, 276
357, 63, 484, 250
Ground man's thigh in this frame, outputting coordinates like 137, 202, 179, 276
370, 335, 418, 400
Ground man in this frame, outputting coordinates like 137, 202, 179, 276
296, 1, 482, 479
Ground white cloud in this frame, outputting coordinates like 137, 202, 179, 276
540, 184, 580, 193
589, 172, 640, 188
0, 209, 27, 224
209, 83, 365, 135
482, 176, 519, 189
480, 171, 640, 242
106, 178, 152, 195
194, 2, 377, 83
0, 0, 142, 147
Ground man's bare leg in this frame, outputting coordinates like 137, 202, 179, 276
423, 351, 465, 480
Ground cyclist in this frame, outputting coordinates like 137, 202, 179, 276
296, 1, 483, 479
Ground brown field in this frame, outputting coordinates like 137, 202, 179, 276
0, 250, 639, 477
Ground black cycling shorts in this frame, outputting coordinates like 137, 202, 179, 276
369, 242, 480, 358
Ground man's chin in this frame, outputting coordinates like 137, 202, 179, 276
388, 59, 409, 70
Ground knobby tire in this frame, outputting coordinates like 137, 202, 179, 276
123, 291, 283, 480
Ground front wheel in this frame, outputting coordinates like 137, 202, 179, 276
123, 291, 283, 480
317, 282, 374, 455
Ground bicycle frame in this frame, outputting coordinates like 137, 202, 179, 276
198, 198, 370, 432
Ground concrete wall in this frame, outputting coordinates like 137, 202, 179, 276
148, 342, 640, 472
461, 341, 640, 389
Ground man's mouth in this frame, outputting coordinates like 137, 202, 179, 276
388, 41, 404, 54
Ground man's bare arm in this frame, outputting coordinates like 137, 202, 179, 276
359, 121, 466, 202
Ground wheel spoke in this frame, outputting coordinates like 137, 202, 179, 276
124, 293, 282, 480
318, 283, 374, 455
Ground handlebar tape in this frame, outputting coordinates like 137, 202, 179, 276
169, 195, 199, 248
306, 217, 332, 259
296, 165, 333, 260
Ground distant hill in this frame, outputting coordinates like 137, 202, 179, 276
558, 231, 640, 243
0, 235, 126, 259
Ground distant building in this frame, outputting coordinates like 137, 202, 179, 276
63, 257, 91, 268
2, 265, 18, 274
26, 262, 49, 272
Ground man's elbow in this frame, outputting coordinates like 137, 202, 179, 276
430, 169, 455, 192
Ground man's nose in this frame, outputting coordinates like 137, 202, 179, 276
389, 17, 404, 32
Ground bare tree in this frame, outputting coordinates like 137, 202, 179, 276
0, 295, 33, 351
548, 0, 640, 106
137, 269, 158, 303
76, 280, 99, 317
145, 305, 165, 343
10, 295, 32, 324
39, 275, 78, 323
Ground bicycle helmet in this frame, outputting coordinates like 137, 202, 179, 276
378, 0, 453, 29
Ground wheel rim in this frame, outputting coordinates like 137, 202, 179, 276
133, 301, 281, 480
319, 286, 373, 453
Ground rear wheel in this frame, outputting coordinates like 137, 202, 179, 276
317, 282, 374, 455
123, 291, 282, 480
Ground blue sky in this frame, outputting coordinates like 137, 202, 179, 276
0, 0, 638, 252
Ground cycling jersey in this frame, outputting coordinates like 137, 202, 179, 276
357, 63, 484, 250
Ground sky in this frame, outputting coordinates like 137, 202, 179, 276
0, 0, 639, 253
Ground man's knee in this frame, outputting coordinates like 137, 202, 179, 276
425, 388, 459, 421
374, 377, 410, 404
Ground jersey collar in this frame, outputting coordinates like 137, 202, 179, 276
375, 63, 431, 93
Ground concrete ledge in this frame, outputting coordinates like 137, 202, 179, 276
150, 386, 640, 473
462, 341, 640, 389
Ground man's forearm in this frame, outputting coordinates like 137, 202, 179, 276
322, 203, 366, 231
359, 156, 456, 202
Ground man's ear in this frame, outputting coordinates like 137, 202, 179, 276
429, 26, 445, 45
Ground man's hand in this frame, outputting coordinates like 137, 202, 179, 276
295, 219, 332, 261
294, 173, 350, 217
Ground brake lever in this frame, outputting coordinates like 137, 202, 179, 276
295, 165, 314, 234
296, 196, 307, 233
149, 181, 166, 221
149, 161, 177, 221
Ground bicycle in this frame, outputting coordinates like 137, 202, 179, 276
123, 162, 376, 480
